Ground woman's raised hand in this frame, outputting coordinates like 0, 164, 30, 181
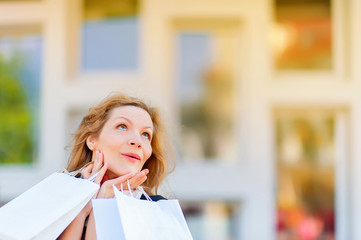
81, 150, 105, 180
96, 168, 149, 198
81, 150, 149, 198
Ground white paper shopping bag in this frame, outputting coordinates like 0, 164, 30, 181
92, 198, 126, 240
0, 172, 99, 240
113, 186, 193, 240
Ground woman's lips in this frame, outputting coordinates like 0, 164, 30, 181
122, 153, 141, 163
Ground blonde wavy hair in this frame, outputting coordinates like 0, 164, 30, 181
66, 93, 174, 195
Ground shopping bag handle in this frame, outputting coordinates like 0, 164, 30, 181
120, 180, 134, 198
58, 162, 100, 182
88, 170, 101, 182
119, 181, 153, 201
71, 161, 94, 178
137, 186, 153, 201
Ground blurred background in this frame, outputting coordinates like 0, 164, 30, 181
0, 0, 361, 239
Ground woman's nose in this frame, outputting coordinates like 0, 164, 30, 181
129, 135, 142, 148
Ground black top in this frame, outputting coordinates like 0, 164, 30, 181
140, 194, 166, 201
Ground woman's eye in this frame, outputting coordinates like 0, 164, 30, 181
117, 124, 127, 130
142, 132, 151, 140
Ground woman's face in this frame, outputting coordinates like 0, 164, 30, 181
88, 105, 153, 179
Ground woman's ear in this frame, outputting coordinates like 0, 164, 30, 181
86, 135, 97, 151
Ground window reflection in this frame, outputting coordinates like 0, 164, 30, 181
273, 0, 332, 70
181, 201, 240, 240
276, 110, 335, 240
0, 26, 42, 164
176, 27, 237, 163
82, 0, 138, 71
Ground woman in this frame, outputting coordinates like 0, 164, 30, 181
59, 93, 173, 239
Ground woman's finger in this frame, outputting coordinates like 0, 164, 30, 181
140, 169, 149, 175
110, 172, 136, 188
87, 163, 94, 174
130, 175, 147, 190
96, 171, 134, 199
94, 162, 108, 185
93, 151, 103, 172
127, 169, 149, 189
81, 163, 94, 179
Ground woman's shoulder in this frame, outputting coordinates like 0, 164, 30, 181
140, 194, 167, 201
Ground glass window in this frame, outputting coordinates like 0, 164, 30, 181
276, 110, 335, 240
82, 0, 139, 71
175, 24, 238, 163
0, 25, 42, 164
181, 201, 240, 240
273, 0, 332, 70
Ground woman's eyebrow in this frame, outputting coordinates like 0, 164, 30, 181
114, 116, 153, 130
143, 126, 153, 132
114, 116, 130, 123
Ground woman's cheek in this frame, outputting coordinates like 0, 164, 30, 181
146, 149, 152, 162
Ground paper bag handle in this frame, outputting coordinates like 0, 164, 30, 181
137, 186, 153, 201
119, 181, 153, 201
58, 161, 95, 178
120, 180, 134, 198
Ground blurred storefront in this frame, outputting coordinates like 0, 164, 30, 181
1, 0, 361, 239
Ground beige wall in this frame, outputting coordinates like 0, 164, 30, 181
1, 0, 361, 239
